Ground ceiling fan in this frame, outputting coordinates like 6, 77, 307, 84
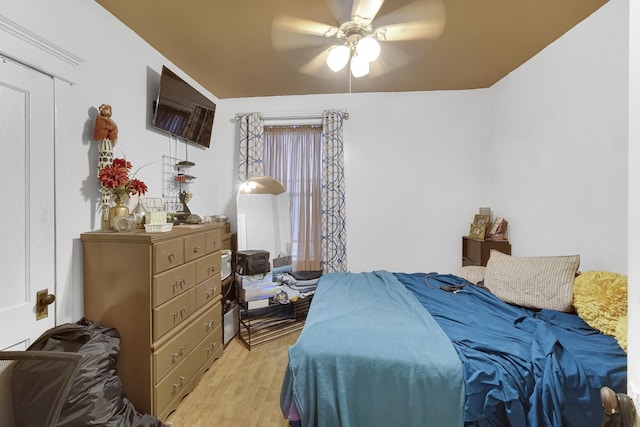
271, 0, 446, 79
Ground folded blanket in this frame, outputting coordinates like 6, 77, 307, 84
281, 271, 464, 427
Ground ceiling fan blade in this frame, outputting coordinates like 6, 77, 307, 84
271, 15, 336, 51
298, 48, 335, 76
352, 0, 385, 21
323, 0, 352, 25
376, 19, 445, 41
374, 0, 446, 41
368, 43, 414, 77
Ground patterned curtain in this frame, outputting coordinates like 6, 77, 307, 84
238, 113, 264, 182
321, 111, 348, 272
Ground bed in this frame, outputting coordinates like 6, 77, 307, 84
279, 253, 627, 427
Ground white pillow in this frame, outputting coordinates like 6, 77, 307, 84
484, 250, 580, 312
454, 266, 486, 285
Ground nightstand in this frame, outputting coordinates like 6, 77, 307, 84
462, 236, 511, 266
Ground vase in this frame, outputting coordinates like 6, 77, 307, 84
131, 198, 148, 229
109, 200, 129, 230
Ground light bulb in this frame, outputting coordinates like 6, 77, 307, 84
326, 45, 350, 72
356, 37, 380, 62
350, 55, 370, 78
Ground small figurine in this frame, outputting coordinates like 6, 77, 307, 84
93, 104, 119, 146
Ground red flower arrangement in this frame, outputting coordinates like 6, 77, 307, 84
98, 158, 148, 203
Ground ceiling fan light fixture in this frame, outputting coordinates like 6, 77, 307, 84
326, 45, 351, 72
356, 37, 380, 62
350, 54, 370, 77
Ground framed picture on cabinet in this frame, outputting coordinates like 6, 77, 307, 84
469, 223, 486, 240
473, 214, 491, 227
489, 216, 509, 240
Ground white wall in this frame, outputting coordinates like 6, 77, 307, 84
489, 0, 628, 274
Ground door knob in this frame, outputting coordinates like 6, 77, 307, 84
40, 293, 56, 305
36, 289, 55, 320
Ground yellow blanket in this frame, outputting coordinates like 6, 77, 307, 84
573, 271, 627, 352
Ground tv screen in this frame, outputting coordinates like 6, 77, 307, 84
153, 66, 216, 148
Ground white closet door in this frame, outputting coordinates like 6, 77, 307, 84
0, 59, 55, 350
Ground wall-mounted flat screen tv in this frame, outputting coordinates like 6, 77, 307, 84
152, 66, 216, 148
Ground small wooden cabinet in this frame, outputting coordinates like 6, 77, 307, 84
462, 236, 511, 266
81, 223, 225, 420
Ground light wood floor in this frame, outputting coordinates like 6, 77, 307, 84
165, 331, 300, 427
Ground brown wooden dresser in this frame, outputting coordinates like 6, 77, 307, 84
81, 223, 225, 420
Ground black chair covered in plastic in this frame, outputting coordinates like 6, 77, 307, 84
0, 350, 82, 427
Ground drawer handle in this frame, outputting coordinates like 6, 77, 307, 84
208, 265, 217, 274
171, 345, 187, 362
168, 252, 176, 262
207, 342, 217, 354
206, 286, 218, 298
212, 239, 218, 249
192, 245, 201, 253
172, 376, 186, 392
173, 307, 187, 323
173, 279, 186, 293
206, 319, 214, 330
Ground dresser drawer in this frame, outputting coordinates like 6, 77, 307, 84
153, 289, 197, 340
153, 262, 197, 307
195, 276, 221, 309
184, 233, 206, 262
154, 348, 200, 416
154, 326, 191, 384
192, 299, 222, 344
196, 252, 221, 283
153, 300, 222, 384
191, 325, 223, 372
154, 238, 185, 273
205, 229, 222, 254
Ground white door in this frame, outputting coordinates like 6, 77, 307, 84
0, 59, 56, 350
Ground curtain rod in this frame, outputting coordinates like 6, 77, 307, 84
233, 111, 349, 122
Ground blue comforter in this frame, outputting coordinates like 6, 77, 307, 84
395, 272, 627, 427
280, 271, 627, 427
281, 271, 465, 427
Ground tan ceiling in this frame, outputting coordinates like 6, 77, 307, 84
96, 0, 607, 99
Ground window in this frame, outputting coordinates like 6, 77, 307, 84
263, 125, 322, 271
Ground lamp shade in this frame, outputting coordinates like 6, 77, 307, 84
350, 55, 370, 77
326, 45, 350, 72
356, 37, 380, 62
